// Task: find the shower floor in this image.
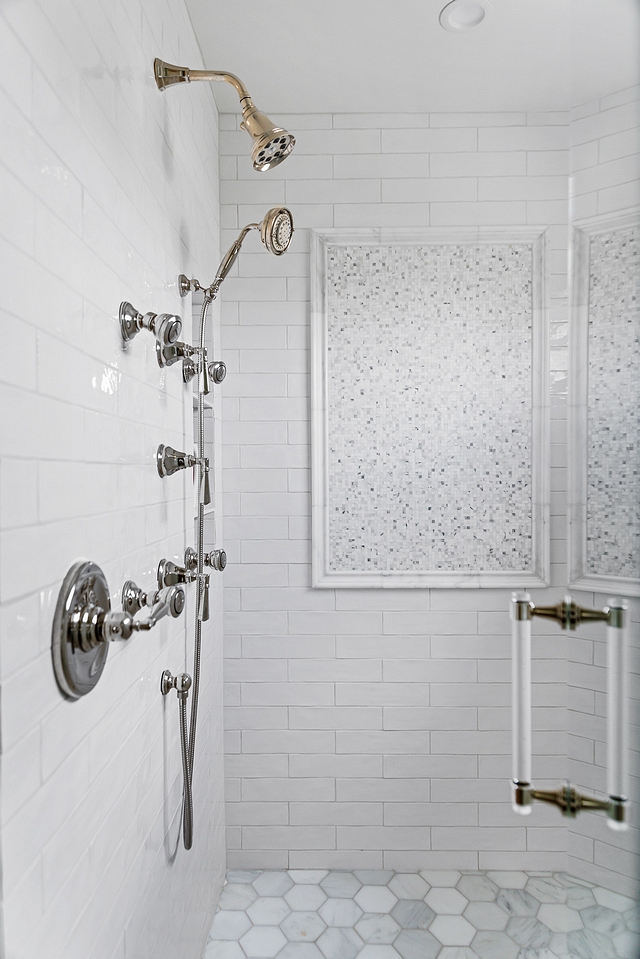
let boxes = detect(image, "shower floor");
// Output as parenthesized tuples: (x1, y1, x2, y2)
(202, 869, 639, 959)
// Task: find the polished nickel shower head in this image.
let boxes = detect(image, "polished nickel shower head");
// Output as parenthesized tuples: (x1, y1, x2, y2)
(154, 59, 295, 172)
(179, 207, 294, 297)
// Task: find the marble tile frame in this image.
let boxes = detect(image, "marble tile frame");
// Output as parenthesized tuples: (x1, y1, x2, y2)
(310, 226, 551, 589)
(568, 210, 640, 598)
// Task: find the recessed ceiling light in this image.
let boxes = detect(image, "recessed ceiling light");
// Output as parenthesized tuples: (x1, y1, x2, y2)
(439, 0, 493, 32)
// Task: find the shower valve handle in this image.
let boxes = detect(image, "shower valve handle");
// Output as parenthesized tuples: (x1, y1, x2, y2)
(120, 301, 182, 348)
(157, 558, 197, 589)
(156, 444, 196, 477)
(156, 339, 198, 369)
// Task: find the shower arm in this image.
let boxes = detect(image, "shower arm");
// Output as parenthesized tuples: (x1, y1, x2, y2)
(154, 61, 274, 141)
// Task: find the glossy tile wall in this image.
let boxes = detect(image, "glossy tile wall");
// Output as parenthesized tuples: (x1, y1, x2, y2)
(0, 2, 225, 958)
(567, 86, 640, 892)
(219, 104, 639, 895)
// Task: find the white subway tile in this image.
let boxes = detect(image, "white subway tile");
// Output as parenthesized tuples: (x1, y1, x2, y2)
(289, 754, 382, 778)
(599, 126, 640, 163)
(336, 682, 430, 707)
(383, 610, 477, 634)
(334, 153, 430, 179)
(289, 659, 381, 682)
(337, 826, 431, 850)
(287, 179, 381, 204)
(382, 178, 477, 202)
(479, 126, 569, 152)
(479, 175, 567, 201)
(382, 128, 477, 153)
(333, 114, 430, 129)
(334, 203, 431, 227)
(430, 152, 526, 177)
(288, 706, 382, 729)
(290, 802, 383, 825)
(433, 113, 526, 127)
(431, 201, 527, 225)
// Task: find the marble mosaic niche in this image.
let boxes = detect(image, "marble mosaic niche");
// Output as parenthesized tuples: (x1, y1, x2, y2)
(586, 225, 640, 579)
(325, 243, 535, 575)
(203, 868, 640, 959)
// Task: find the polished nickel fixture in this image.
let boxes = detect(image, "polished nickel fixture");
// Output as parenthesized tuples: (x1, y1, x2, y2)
(511, 592, 628, 828)
(154, 59, 295, 171)
(162, 204, 294, 850)
(119, 301, 204, 370)
(52, 560, 186, 700)
(178, 207, 294, 299)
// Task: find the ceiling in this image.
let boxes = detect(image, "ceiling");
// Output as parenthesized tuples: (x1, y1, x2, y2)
(183, 0, 639, 117)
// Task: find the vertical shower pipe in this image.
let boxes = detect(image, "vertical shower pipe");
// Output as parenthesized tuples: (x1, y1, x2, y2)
(511, 591, 533, 813)
(607, 601, 628, 828)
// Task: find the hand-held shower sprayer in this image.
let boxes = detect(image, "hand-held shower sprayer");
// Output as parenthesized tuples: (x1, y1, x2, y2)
(157, 205, 295, 851)
(178, 206, 294, 299)
(154, 60, 295, 172)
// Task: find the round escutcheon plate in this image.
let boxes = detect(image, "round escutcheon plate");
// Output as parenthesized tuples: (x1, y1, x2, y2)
(51, 560, 110, 699)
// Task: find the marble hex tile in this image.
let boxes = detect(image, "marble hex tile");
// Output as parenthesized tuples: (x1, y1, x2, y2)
(205, 869, 639, 959)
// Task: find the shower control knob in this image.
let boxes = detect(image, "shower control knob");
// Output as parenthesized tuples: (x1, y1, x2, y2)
(208, 360, 226, 384)
(119, 301, 182, 347)
(184, 547, 197, 572)
(205, 549, 226, 572)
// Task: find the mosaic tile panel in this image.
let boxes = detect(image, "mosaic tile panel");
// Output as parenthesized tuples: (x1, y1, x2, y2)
(203, 869, 640, 959)
(325, 243, 534, 573)
(586, 225, 640, 579)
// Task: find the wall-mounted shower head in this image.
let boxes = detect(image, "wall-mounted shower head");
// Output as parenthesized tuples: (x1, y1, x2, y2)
(154, 59, 295, 172)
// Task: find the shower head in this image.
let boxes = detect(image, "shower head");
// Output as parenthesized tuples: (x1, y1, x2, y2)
(154, 59, 295, 172)
(260, 207, 294, 255)
(213, 207, 294, 286)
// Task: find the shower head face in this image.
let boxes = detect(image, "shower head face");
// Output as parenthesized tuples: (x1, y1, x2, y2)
(260, 207, 294, 255)
(251, 129, 296, 172)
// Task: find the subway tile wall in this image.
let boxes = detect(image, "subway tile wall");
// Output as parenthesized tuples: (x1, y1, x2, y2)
(567, 88, 640, 892)
(0, 2, 224, 958)
(220, 98, 640, 895)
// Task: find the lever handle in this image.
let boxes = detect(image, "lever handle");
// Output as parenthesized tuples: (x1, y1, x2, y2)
(157, 558, 197, 588)
(200, 459, 212, 506)
(156, 339, 196, 369)
(136, 585, 185, 629)
(202, 574, 210, 622)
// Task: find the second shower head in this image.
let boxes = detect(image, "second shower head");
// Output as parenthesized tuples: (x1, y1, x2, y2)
(179, 207, 294, 297)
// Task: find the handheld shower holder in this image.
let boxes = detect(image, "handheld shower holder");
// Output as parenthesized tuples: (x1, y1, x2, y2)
(160, 670, 192, 701)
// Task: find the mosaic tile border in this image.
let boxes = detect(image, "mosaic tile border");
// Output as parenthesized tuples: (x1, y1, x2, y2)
(568, 212, 640, 597)
(310, 228, 550, 589)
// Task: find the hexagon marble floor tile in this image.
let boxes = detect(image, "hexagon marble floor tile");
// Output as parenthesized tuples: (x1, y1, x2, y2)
(201, 869, 640, 959)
